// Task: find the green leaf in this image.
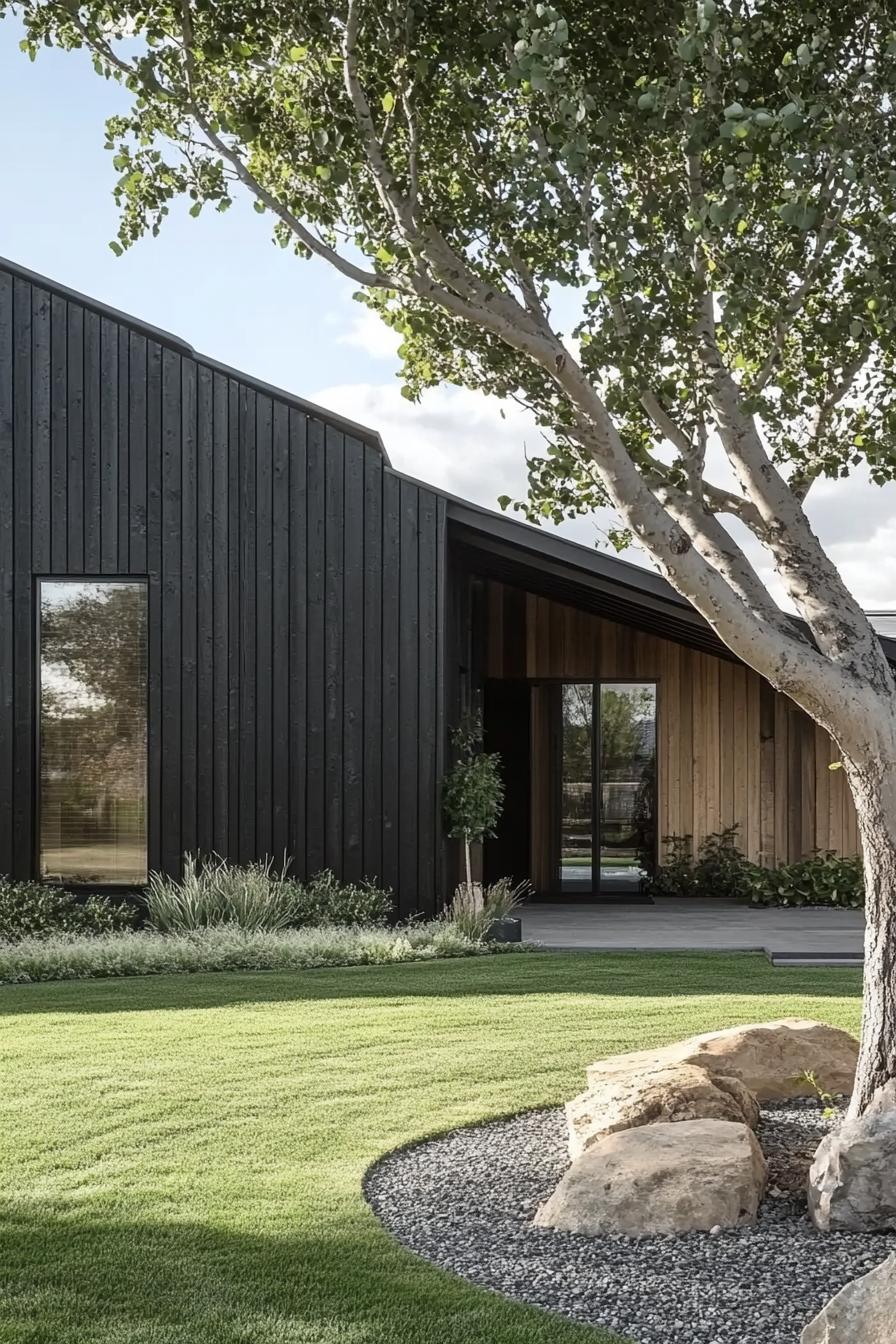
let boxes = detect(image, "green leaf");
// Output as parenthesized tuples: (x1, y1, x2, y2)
(289, 45, 307, 62)
(382, 91, 395, 113)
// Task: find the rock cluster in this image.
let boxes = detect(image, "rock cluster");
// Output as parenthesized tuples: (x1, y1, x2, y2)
(536, 1018, 859, 1238)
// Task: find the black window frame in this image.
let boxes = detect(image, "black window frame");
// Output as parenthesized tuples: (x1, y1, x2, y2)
(34, 575, 150, 890)
(554, 677, 660, 898)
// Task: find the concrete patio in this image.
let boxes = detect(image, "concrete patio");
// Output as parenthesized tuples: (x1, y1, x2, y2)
(520, 898, 865, 965)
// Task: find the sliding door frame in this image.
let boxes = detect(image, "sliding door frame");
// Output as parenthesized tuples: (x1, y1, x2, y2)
(553, 677, 660, 899)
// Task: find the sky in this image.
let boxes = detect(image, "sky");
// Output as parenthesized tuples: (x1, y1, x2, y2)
(2, 17, 896, 611)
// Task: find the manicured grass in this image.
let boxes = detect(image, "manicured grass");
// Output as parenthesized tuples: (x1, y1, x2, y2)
(0, 953, 862, 1344)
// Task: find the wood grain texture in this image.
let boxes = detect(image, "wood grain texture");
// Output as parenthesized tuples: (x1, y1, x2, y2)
(482, 579, 860, 865)
(0, 263, 446, 914)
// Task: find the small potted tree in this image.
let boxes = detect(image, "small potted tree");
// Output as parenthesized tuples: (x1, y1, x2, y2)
(442, 711, 521, 942)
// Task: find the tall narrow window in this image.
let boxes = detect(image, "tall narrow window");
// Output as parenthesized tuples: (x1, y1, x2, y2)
(39, 580, 148, 884)
(598, 683, 657, 893)
(559, 683, 594, 893)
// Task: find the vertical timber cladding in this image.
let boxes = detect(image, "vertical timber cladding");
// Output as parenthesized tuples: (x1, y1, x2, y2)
(0, 264, 446, 914)
(482, 579, 861, 867)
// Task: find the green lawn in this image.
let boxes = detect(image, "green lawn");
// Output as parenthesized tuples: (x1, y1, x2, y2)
(0, 953, 862, 1344)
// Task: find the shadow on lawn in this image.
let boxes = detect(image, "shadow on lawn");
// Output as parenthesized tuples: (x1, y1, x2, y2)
(0, 951, 862, 1017)
(0, 1204, 616, 1344)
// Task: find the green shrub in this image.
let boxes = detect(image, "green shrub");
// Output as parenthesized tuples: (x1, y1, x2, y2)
(643, 826, 757, 900)
(440, 877, 528, 943)
(746, 852, 864, 909)
(292, 869, 393, 927)
(0, 922, 534, 985)
(641, 833, 700, 898)
(0, 877, 137, 943)
(644, 828, 865, 908)
(144, 854, 394, 932)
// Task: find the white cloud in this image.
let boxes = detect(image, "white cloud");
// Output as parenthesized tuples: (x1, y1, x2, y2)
(309, 378, 634, 555)
(824, 524, 896, 610)
(335, 308, 402, 361)
(314, 307, 896, 616)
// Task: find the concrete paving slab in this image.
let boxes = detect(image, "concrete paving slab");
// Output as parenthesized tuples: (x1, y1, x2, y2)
(520, 898, 865, 960)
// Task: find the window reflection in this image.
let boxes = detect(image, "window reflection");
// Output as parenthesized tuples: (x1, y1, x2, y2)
(39, 581, 147, 884)
(559, 683, 593, 893)
(599, 683, 657, 892)
(556, 681, 657, 895)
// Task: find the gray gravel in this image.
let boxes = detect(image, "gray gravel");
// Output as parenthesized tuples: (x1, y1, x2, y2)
(364, 1100, 896, 1343)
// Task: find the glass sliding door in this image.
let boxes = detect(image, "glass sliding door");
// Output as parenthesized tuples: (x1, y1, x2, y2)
(598, 683, 657, 893)
(555, 680, 657, 896)
(39, 580, 148, 884)
(559, 683, 594, 893)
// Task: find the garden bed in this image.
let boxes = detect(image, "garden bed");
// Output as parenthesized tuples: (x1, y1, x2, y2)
(0, 923, 535, 984)
(365, 1100, 896, 1344)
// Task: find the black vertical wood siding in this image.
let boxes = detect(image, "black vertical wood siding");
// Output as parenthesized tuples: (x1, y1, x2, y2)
(0, 261, 446, 914)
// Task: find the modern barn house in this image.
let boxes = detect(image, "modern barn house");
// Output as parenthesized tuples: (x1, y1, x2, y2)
(1, 257, 894, 915)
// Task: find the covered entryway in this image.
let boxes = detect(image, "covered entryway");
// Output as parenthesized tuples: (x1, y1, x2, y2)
(448, 501, 865, 904)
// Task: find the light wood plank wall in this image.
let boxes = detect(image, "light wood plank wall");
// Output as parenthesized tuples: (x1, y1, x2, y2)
(483, 582, 860, 874)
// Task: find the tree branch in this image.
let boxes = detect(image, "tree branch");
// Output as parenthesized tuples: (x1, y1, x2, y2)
(752, 172, 849, 395)
(792, 346, 874, 501)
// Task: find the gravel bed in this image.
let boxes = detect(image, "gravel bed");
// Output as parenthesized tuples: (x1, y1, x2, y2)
(364, 1100, 896, 1344)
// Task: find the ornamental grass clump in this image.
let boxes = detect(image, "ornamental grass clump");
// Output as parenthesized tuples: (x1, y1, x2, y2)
(441, 877, 529, 944)
(144, 854, 394, 932)
(144, 854, 302, 932)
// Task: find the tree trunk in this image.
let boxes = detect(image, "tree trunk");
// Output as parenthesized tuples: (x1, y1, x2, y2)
(845, 750, 896, 1117)
(464, 838, 473, 899)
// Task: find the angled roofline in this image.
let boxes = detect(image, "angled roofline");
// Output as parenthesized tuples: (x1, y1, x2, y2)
(436, 488, 896, 667)
(0, 254, 391, 462)
(8, 254, 892, 668)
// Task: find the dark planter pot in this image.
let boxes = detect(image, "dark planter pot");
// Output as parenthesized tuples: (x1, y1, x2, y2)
(487, 916, 522, 944)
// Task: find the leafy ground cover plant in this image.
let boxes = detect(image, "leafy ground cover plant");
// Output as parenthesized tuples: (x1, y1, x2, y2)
(643, 826, 757, 900)
(645, 829, 864, 908)
(747, 853, 864, 909)
(0, 877, 137, 942)
(0, 922, 533, 985)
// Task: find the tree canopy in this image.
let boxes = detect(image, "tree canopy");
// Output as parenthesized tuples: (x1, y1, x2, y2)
(9, 0, 896, 1113)
(9, 0, 896, 729)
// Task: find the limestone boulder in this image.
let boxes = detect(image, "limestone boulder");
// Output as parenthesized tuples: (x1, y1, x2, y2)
(585, 1019, 858, 1102)
(865, 1079, 896, 1117)
(801, 1254, 896, 1343)
(566, 1061, 759, 1159)
(534, 1119, 767, 1237)
(808, 1109, 896, 1232)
